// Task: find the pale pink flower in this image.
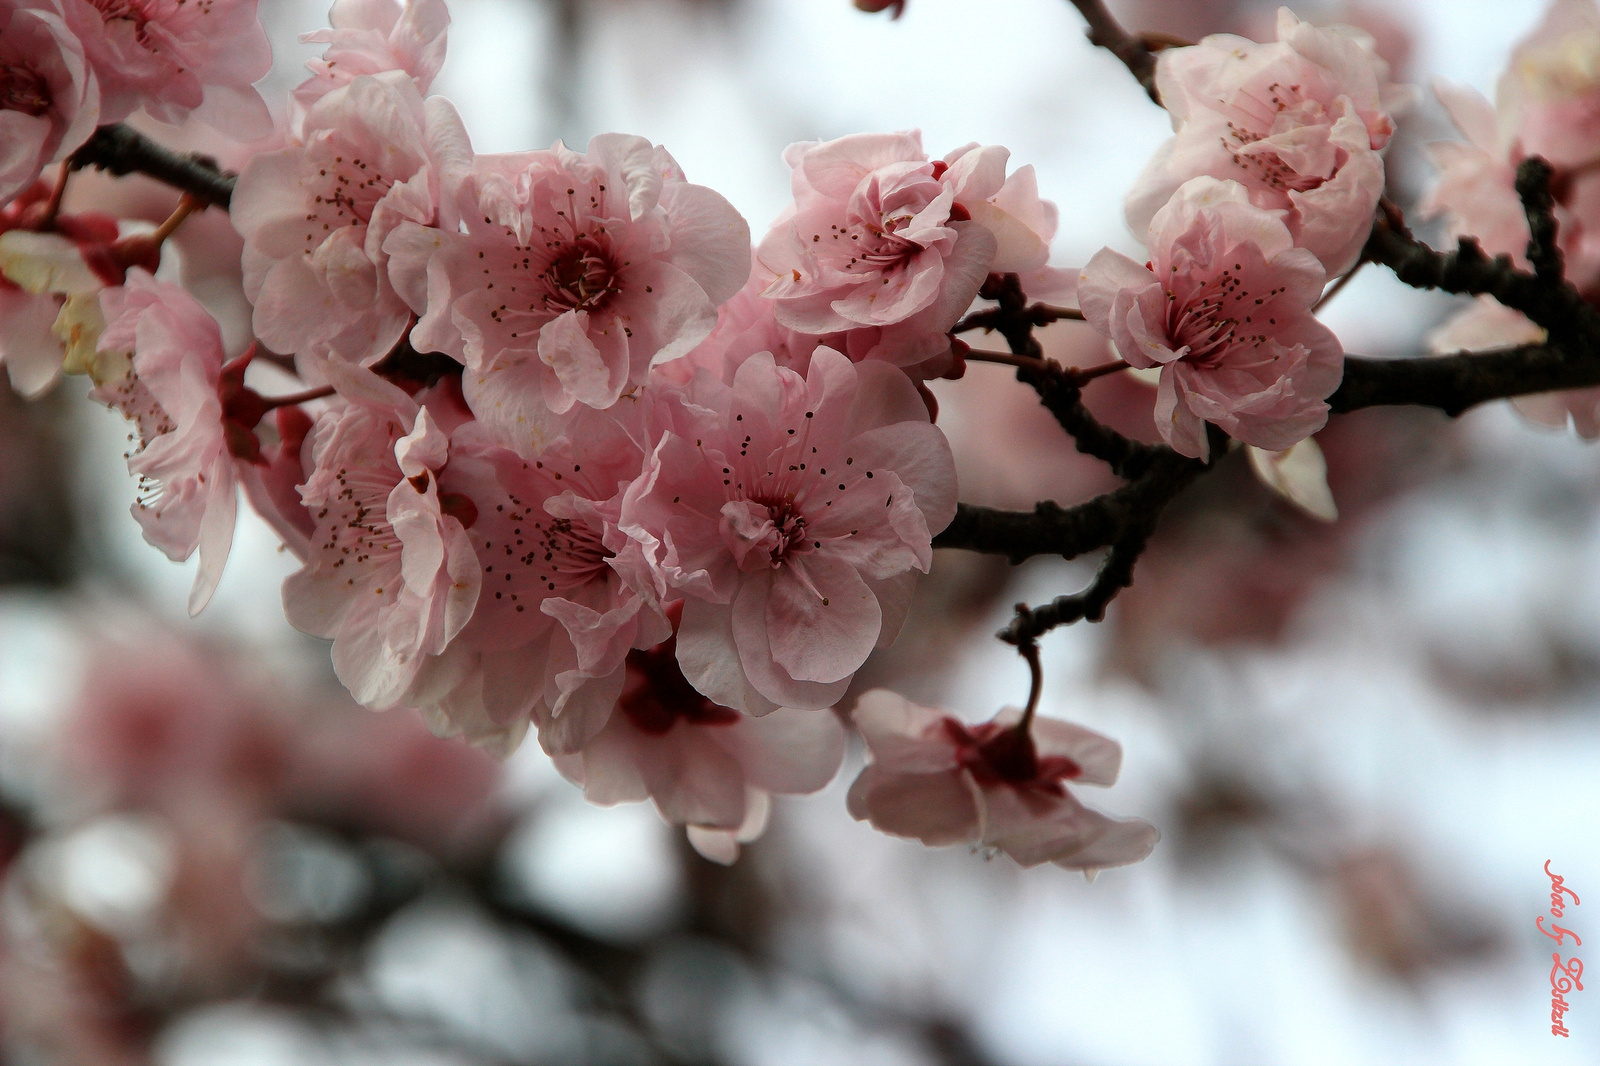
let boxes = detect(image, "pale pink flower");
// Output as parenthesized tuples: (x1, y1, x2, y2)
(847, 690, 1158, 872)
(552, 616, 845, 864)
(619, 348, 957, 714)
(756, 132, 1005, 374)
(282, 360, 480, 710)
(1080, 178, 1343, 460)
(1422, 81, 1533, 268)
(233, 72, 471, 366)
(402, 407, 670, 755)
(0, 0, 100, 207)
(57, 0, 271, 135)
(1126, 7, 1404, 275)
(1499, 0, 1600, 175)
(291, 0, 450, 124)
(91, 270, 241, 615)
(237, 404, 318, 559)
(393, 134, 749, 436)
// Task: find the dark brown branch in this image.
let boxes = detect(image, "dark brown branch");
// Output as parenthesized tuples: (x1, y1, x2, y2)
(1518, 156, 1565, 284)
(68, 123, 236, 209)
(1361, 193, 1600, 347)
(1000, 530, 1151, 645)
(1067, 0, 1161, 103)
(934, 446, 1209, 562)
(1330, 344, 1600, 415)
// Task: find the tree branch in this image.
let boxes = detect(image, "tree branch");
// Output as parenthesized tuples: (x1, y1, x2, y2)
(1066, 0, 1161, 103)
(68, 123, 237, 209)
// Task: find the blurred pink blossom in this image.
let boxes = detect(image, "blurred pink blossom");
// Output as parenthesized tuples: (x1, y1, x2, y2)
(292, 0, 450, 125)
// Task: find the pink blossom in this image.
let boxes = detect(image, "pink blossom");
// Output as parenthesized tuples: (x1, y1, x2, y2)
(756, 132, 1006, 374)
(282, 360, 480, 710)
(1499, 0, 1600, 175)
(619, 348, 957, 713)
(393, 134, 749, 435)
(0, 0, 100, 207)
(91, 270, 241, 615)
(1080, 178, 1343, 460)
(1422, 81, 1533, 269)
(57, 0, 271, 134)
(292, 0, 450, 124)
(0, 185, 130, 395)
(1126, 7, 1404, 275)
(552, 614, 845, 864)
(233, 72, 471, 366)
(847, 690, 1159, 873)
(237, 404, 318, 559)
(402, 407, 670, 755)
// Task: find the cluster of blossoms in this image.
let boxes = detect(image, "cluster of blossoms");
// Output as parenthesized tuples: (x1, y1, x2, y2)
(6, 0, 1597, 875)
(1423, 0, 1600, 435)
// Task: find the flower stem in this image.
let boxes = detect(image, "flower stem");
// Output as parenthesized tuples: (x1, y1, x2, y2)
(966, 348, 1049, 370)
(1313, 260, 1364, 312)
(1017, 638, 1043, 734)
(1070, 359, 1130, 384)
(149, 194, 201, 245)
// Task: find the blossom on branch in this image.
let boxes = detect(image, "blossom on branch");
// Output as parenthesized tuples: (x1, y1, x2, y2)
(1080, 177, 1343, 460)
(395, 134, 749, 442)
(233, 72, 471, 367)
(0, 0, 100, 207)
(619, 349, 956, 714)
(57, 0, 272, 134)
(282, 360, 480, 709)
(847, 690, 1158, 873)
(292, 0, 451, 124)
(91, 271, 241, 615)
(552, 610, 845, 865)
(1127, 7, 1405, 276)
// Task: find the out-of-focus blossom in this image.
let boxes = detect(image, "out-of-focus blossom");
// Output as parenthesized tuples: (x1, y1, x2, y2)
(620, 349, 956, 714)
(756, 132, 1004, 377)
(1081, 178, 1342, 459)
(1247, 436, 1338, 521)
(395, 134, 748, 443)
(292, 0, 450, 124)
(1423, 1, 1600, 437)
(57, 0, 271, 135)
(282, 360, 480, 709)
(1127, 7, 1404, 275)
(404, 408, 670, 755)
(847, 690, 1158, 872)
(0, 0, 99, 207)
(91, 271, 241, 615)
(233, 72, 471, 366)
(553, 613, 845, 864)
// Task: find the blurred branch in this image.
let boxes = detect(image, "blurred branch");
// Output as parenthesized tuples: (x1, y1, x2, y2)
(69, 124, 236, 209)
(1065, 0, 1161, 103)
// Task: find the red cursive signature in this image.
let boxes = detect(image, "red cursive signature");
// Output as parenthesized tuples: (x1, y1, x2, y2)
(1543, 862, 1583, 1037)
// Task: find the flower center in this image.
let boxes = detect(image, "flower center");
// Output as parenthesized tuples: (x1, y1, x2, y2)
(0, 64, 51, 117)
(536, 515, 614, 589)
(540, 234, 619, 315)
(947, 718, 1082, 794)
(620, 632, 741, 736)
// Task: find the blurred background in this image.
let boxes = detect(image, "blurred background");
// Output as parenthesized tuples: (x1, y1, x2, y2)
(3, 0, 1599, 1063)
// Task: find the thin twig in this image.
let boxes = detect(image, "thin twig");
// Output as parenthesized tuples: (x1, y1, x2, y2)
(1313, 260, 1364, 312)
(965, 348, 1049, 370)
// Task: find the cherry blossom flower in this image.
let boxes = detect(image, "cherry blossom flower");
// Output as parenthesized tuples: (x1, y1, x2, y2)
(756, 132, 1008, 376)
(401, 407, 670, 755)
(393, 133, 749, 438)
(291, 0, 451, 125)
(91, 270, 242, 615)
(233, 72, 471, 367)
(56, 0, 271, 135)
(237, 405, 318, 559)
(1126, 7, 1405, 276)
(619, 348, 957, 714)
(0, 182, 161, 396)
(552, 612, 845, 865)
(1080, 177, 1343, 460)
(282, 360, 480, 709)
(847, 690, 1159, 873)
(0, 0, 99, 207)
